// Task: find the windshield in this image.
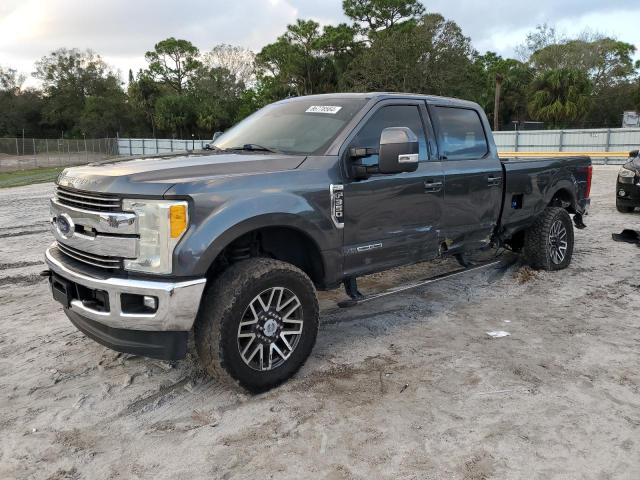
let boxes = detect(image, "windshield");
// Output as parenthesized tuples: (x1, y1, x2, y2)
(212, 98, 368, 155)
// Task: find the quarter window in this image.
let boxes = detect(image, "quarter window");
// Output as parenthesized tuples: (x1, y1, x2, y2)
(433, 107, 488, 160)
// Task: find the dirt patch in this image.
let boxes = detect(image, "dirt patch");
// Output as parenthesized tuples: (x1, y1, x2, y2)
(513, 265, 539, 284)
(0, 261, 44, 270)
(0, 228, 49, 239)
(0, 273, 45, 287)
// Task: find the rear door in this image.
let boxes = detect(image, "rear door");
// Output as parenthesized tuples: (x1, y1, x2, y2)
(342, 101, 444, 277)
(430, 105, 503, 251)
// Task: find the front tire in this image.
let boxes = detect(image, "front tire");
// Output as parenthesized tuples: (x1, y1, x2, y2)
(194, 258, 319, 392)
(524, 207, 574, 271)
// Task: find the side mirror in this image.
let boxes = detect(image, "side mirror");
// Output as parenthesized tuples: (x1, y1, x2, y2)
(378, 127, 419, 174)
(629, 150, 639, 158)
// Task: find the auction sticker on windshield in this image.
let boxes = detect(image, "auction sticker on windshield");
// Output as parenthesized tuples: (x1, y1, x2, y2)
(305, 105, 343, 114)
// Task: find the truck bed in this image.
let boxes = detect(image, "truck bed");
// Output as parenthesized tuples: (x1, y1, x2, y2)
(498, 156, 591, 238)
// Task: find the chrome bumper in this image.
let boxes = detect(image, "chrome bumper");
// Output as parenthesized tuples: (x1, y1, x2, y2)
(45, 246, 206, 331)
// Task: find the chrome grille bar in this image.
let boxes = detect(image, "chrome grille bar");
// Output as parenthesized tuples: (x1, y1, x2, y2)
(57, 242, 123, 269)
(55, 186, 121, 212)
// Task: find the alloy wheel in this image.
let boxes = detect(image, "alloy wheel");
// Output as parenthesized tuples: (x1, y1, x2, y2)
(237, 287, 304, 371)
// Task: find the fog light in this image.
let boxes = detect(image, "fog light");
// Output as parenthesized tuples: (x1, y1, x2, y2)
(143, 296, 157, 310)
(619, 189, 626, 197)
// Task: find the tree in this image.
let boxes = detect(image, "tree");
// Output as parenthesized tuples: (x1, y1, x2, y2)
(33, 48, 126, 136)
(0, 66, 44, 137)
(494, 72, 503, 131)
(79, 91, 129, 137)
(144, 38, 201, 94)
(190, 66, 245, 133)
(515, 23, 562, 61)
(343, 14, 480, 99)
(530, 37, 637, 92)
(343, 0, 424, 34)
(528, 69, 592, 128)
(202, 44, 256, 87)
(128, 71, 162, 136)
(474, 53, 532, 130)
(0, 66, 25, 93)
(255, 19, 340, 99)
(153, 94, 196, 137)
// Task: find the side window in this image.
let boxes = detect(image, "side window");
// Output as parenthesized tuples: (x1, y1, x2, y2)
(351, 105, 428, 165)
(433, 107, 488, 160)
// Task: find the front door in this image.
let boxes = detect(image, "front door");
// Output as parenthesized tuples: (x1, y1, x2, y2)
(342, 102, 444, 277)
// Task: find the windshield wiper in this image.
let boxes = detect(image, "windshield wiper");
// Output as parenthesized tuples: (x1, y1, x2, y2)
(227, 144, 282, 154)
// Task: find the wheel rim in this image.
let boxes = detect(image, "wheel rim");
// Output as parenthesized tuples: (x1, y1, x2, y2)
(548, 219, 568, 265)
(237, 287, 303, 371)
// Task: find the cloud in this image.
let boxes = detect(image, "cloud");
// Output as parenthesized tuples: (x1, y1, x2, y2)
(425, 0, 640, 57)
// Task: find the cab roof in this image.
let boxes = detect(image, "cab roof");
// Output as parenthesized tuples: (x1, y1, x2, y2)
(276, 92, 480, 109)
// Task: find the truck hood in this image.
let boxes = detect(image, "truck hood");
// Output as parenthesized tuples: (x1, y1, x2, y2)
(56, 152, 307, 196)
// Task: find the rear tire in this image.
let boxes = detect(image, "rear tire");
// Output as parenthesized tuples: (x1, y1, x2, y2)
(524, 207, 574, 271)
(194, 258, 319, 392)
(616, 200, 635, 213)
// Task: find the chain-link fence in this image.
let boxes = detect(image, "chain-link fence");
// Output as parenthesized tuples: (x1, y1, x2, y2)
(0, 138, 119, 172)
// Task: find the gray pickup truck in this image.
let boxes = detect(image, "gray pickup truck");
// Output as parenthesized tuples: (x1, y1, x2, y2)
(44, 93, 592, 391)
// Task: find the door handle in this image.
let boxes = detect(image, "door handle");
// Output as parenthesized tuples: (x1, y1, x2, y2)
(487, 175, 502, 187)
(424, 180, 443, 192)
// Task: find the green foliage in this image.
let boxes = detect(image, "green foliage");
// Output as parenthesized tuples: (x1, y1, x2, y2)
(0, 66, 44, 136)
(528, 69, 592, 128)
(190, 66, 245, 131)
(0, 166, 66, 189)
(343, 0, 424, 33)
(475, 52, 533, 128)
(29, 49, 130, 137)
(2, 1, 640, 139)
(530, 37, 637, 92)
(153, 94, 196, 137)
(343, 13, 479, 98)
(144, 38, 201, 93)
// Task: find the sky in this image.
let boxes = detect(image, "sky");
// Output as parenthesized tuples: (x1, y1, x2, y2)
(1, 0, 639, 87)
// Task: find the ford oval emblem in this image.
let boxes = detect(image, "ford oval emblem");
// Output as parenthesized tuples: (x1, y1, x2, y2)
(56, 213, 75, 239)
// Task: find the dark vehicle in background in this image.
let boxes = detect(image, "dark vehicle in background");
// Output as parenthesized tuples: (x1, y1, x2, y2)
(616, 150, 640, 213)
(44, 93, 592, 392)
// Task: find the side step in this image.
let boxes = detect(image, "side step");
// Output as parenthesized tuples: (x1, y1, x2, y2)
(337, 260, 502, 308)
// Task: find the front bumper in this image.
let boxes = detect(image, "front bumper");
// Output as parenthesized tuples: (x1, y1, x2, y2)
(45, 245, 206, 357)
(616, 179, 640, 206)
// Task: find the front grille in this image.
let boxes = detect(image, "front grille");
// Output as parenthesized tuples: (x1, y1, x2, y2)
(57, 242, 123, 270)
(55, 186, 121, 212)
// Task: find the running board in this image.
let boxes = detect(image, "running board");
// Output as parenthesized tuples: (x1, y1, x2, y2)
(337, 260, 502, 308)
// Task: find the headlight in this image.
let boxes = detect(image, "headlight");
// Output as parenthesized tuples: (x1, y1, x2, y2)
(619, 166, 635, 178)
(618, 166, 636, 184)
(122, 199, 188, 274)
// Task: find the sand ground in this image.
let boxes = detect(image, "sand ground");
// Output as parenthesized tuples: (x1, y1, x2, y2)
(0, 166, 638, 479)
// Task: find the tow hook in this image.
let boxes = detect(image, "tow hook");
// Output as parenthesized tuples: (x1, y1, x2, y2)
(40, 269, 52, 279)
(573, 213, 587, 230)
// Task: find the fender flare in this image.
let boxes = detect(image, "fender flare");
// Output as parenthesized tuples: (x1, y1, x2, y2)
(176, 194, 335, 277)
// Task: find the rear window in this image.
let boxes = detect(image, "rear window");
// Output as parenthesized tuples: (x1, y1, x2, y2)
(433, 107, 488, 160)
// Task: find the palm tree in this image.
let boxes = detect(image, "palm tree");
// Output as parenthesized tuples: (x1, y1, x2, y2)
(493, 73, 503, 131)
(528, 69, 592, 128)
